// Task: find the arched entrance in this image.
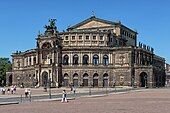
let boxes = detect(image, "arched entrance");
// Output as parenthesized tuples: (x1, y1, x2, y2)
(83, 73, 89, 87)
(42, 71, 48, 87)
(103, 73, 109, 87)
(73, 73, 78, 87)
(93, 73, 98, 87)
(63, 73, 69, 87)
(9, 75, 13, 86)
(140, 72, 147, 87)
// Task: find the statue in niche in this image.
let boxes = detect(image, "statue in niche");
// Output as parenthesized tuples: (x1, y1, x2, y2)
(36, 41, 39, 47)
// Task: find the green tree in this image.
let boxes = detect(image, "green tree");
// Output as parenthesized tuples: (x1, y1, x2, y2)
(0, 58, 12, 86)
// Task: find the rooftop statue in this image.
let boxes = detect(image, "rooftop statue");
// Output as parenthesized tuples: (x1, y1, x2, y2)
(44, 19, 57, 31)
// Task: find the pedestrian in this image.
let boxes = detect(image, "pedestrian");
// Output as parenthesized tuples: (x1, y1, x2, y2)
(25, 88, 28, 98)
(61, 89, 67, 102)
(11, 87, 14, 94)
(13, 85, 16, 94)
(72, 87, 76, 94)
(28, 89, 31, 97)
(2, 88, 5, 95)
(71, 86, 73, 92)
(7, 88, 10, 95)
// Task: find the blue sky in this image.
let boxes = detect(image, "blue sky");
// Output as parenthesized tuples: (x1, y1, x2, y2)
(0, 0, 170, 63)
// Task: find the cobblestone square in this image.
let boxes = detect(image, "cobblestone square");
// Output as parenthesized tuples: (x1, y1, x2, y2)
(0, 88, 170, 113)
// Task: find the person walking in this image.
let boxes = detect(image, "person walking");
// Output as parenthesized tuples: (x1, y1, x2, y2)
(2, 88, 5, 95)
(7, 88, 10, 95)
(13, 85, 16, 94)
(28, 89, 31, 98)
(11, 87, 14, 94)
(72, 87, 76, 94)
(25, 88, 28, 98)
(61, 89, 67, 102)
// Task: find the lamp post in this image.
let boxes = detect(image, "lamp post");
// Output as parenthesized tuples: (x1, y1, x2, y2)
(145, 75, 147, 88)
(105, 83, 108, 95)
(132, 77, 134, 89)
(48, 78, 51, 99)
(89, 82, 92, 96)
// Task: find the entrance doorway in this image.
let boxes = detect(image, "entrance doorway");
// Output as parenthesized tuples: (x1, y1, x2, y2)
(9, 75, 13, 86)
(140, 72, 147, 87)
(103, 73, 109, 87)
(83, 73, 89, 87)
(93, 73, 98, 87)
(73, 73, 78, 87)
(64, 73, 69, 87)
(42, 71, 48, 87)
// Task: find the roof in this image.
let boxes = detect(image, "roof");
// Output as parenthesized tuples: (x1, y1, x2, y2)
(67, 16, 119, 31)
(67, 16, 137, 34)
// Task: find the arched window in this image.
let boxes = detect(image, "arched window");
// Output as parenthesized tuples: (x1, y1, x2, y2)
(64, 73, 69, 87)
(103, 73, 109, 87)
(83, 73, 89, 87)
(42, 42, 52, 49)
(73, 54, 79, 65)
(93, 73, 99, 87)
(83, 54, 89, 65)
(103, 55, 108, 65)
(63, 55, 69, 65)
(33, 57, 36, 65)
(93, 54, 99, 65)
(73, 73, 78, 87)
(29, 57, 32, 65)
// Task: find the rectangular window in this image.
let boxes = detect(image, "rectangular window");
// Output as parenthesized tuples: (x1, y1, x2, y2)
(79, 36, 82, 40)
(72, 36, 75, 40)
(100, 36, 103, 40)
(50, 59, 52, 64)
(110, 38, 113, 42)
(65, 36, 68, 40)
(93, 36, 96, 40)
(86, 36, 89, 40)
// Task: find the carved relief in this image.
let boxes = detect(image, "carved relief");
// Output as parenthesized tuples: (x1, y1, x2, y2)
(77, 21, 111, 29)
(115, 53, 129, 66)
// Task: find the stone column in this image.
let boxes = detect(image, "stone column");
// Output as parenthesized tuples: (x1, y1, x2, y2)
(70, 52, 72, 66)
(98, 72, 103, 87)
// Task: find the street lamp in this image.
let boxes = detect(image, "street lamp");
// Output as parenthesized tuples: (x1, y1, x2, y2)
(114, 82, 116, 93)
(48, 78, 51, 99)
(145, 75, 147, 88)
(105, 83, 108, 95)
(132, 77, 134, 89)
(89, 82, 92, 96)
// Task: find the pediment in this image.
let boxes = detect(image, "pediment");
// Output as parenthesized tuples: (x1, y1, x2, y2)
(76, 20, 112, 29)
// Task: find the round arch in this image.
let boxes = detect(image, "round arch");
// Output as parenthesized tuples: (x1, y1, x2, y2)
(41, 42, 52, 49)
(73, 73, 78, 87)
(103, 73, 109, 87)
(139, 72, 148, 87)
(63, 55, 69, 65)
(42, 71, 48, 87)
(9, 74, 13, 86)
(93, 73, 99, 87)
(83, 73, 89, 87)
(63, 73, 69, 87)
